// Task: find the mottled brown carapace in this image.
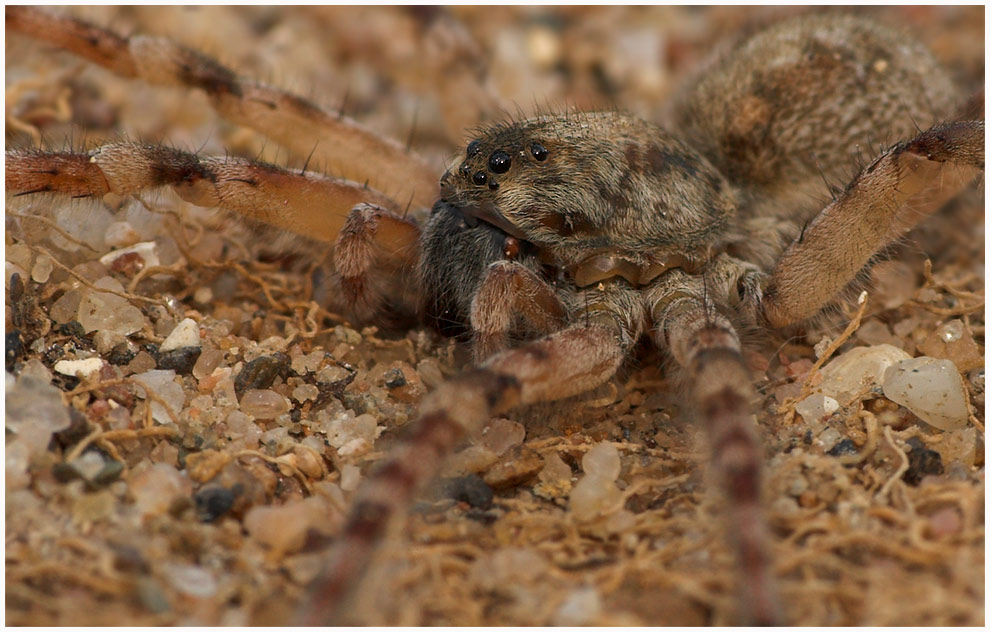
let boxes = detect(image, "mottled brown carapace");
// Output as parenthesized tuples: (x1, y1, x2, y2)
(5, 6, 984, 626)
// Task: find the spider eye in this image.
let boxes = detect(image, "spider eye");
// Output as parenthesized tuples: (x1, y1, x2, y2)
(466, 140, 481, 157)
(472, 171, 488, 185)
(489, 150, 511, 173)
(530, 142, 548, 161)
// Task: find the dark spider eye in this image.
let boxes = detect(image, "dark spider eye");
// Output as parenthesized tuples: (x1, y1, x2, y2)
(489, 150, 511, 173)
(472, 170, 488, 185)
(530, 142, 548, 161)
(488, 180, 499, 191)
(459, 163, 471, 177)
(466, 140, 481, 157)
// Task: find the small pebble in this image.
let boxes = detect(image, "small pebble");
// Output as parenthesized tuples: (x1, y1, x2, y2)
(128, 463, 192, 517)
(156, 346, 202, 374)
(192, 348, 224, 380)
(132, 369, 185, 424)
(483, 446, 543, 489)
(224, 411, 262, 450)
(185, 449, 232, 483)
(53, 357, 104, 379)
(443, 445, 499, 476)
(6, 373, 72, 458)
(193, 286, 214, 304)
(819, 344, 910, 406)
(30, 253, 53, 283)
(19, 357, 52, 384)
(235, 353, 290, 393)
(340, 464, 362, 492)
(104, 221, 141, 248)
(383, 367, 407, 388)
(582, 442, 621, 481)
(324, 412, 379, 456)
(194, 485, 236, 522)
(918, 319, 983, 372)
(77, 277, 147, 336)
(159, 318, 201, 352)
(439, 474, 494, 509)
(882, 357, 969, 430)
(795, 392, 839, 424)
(108, 342, 138, 366)
(239, 389, 291, 419)
(292, 383, 319, 403)
(162, 563, 217, 599)
(480, 418, 526, 456)
(569, 473, 622, 522)
(903, 437, 944, 485)
(50, 290, 82, 324)
(826, 438, 858, 457)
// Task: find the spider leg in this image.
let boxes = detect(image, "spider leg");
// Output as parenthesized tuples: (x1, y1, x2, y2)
(333, 204, 421, 324)
(469, 260, 568, 362)
(298, 320, 634, 624)
(6, 6, 438, 210)
(5, 144, 400, 244)
(655, 299, 781, 626)
(761, 119, 984, 328)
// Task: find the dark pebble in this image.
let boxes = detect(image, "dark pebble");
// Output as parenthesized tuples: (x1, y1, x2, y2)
(235, 352, 290, 393)
(194, 485, 236, 522)
(51, 451, 124, 490)
(383, 367, 407, 389)
(156, 346, 202, 374)
(108, 342, 138, 365)
(52, 462, 82, 484)
(54, 408, 92, 449)
(827, 438, 858, 457)
(903, 437, 944, 486)
(57, 320, 87, 341)
(92, 459, 125, 486)
(6, 330, 24, 372)
(438, 474, 494, 509)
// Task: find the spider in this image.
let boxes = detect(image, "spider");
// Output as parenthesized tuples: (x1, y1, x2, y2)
(5, 6, 984, 626)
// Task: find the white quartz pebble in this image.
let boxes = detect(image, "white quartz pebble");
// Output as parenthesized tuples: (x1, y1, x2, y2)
(159, 318, 201, 351)
(54, 357, 104, 379)
(882, 357, 969, 430)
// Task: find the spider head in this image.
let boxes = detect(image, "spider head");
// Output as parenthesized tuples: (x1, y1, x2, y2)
(442, 113, 737, 276)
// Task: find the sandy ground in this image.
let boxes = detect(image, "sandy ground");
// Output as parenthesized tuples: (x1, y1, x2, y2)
(5, 6, 984, 626)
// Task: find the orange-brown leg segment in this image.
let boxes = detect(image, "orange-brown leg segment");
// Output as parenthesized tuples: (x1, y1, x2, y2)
(297, 322, 631, 624)
(657, 301, 781, 626)
(6, 144, 399, 244)
(6, 6, 438, 210)
(469, 260, 568, 362)
(332, 204, 421, 324)
(762, 120, 984, 328)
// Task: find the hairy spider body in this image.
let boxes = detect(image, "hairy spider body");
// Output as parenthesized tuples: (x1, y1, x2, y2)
(5, 7, 984, 626)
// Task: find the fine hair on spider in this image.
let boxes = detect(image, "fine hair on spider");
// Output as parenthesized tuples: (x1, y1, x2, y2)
(5, 6, 984, 627)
